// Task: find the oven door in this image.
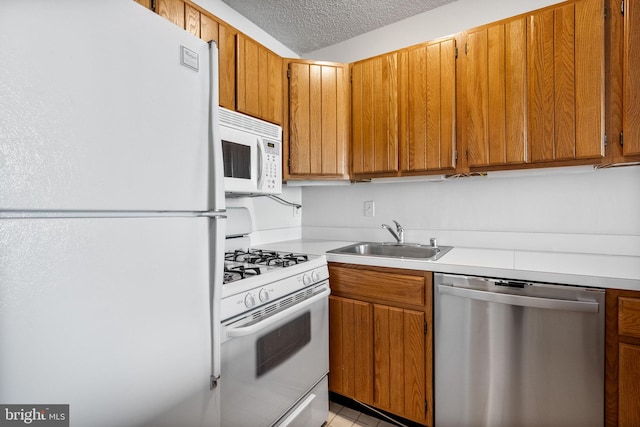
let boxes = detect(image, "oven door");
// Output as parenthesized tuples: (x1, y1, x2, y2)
(220, 125, 261, 194)
(221, 283, 329, 427)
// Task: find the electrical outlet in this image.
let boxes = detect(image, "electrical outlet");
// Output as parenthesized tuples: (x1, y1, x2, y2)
(364, 200, 375, 217)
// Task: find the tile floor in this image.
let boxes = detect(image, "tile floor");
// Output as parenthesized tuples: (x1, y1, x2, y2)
(326, 401, 397, 427)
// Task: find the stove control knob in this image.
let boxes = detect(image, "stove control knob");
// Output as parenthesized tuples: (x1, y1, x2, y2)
(302, 274, 311, 286)
(244, 293, 256, 309)
(311, 270, 321, 282)
(259, 288, 270, 303)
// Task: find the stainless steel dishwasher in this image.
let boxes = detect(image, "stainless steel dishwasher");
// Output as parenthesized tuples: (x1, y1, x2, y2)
(434, 273, 605, 427)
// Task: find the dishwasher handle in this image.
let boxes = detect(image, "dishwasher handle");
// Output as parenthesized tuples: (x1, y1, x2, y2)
(437, 284, 600, 313)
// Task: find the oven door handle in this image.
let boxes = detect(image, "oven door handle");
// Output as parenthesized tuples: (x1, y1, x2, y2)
(226, 287, 330, 338)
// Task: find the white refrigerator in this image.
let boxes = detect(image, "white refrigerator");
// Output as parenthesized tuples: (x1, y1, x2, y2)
(0, 1, 225, 426)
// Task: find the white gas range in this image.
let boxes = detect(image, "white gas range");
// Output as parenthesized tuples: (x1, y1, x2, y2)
(220, 208, 330, 427)
(221, 247, 329, 320)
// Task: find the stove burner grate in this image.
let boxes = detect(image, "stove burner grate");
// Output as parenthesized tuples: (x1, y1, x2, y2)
(225, 249, 309, 267)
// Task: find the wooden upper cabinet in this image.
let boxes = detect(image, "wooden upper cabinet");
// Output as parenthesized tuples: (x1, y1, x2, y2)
(236, 34, 283, 125)
(287, 61, 350, 179)
(156, 0, 184, 27)
(184, 3, 200, 37)
(400, 37, 457, 173)
(217, 22, 237, 110)
(351, 52, 400, 177)
(134, 0, 152, 9)
(623, 0, 640, 155)
(460, 19, 527, 167)
(527, 0, 605, 162)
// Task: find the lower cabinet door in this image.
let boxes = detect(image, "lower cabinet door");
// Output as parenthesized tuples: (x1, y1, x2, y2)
(329, 296, 429, 425)
(373, 305, 427, 424)
(328, 296, 373, 403)
(619, 342, 640, 425)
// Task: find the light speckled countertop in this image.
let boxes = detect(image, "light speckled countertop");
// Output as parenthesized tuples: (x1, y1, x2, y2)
(255, 239, 640, 291)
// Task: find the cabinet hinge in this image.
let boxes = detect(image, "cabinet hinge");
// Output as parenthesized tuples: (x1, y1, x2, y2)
(287, 68, 291, 79)
(455, 150, 458, 161)
(620, 131, 624, 146)
(425, 400, 429, 416)
(604, 133, 608, 147)
(621, 0, 625, 15)
(464, 42, 468, 56)
(465, 149, 469, 159)
(455, 47, 459, 59)
(288, 158, 292, 168)
(151, 0, 156, 12)
(424, 320, 428, 335)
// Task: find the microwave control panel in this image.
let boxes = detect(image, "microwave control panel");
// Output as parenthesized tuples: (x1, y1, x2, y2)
(263, 138, 281, 194)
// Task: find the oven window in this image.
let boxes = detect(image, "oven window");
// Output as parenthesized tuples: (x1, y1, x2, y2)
(256, 312, 311, 377)
(222, 140, 251, 179)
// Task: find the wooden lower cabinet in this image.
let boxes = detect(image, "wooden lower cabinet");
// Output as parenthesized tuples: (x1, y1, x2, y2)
(606, 289, 640, 426)
(329, 296, 373, 403)
(328, 263, 432, 426)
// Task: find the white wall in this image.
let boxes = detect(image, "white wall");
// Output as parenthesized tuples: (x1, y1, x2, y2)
(225, 186, 302, 245)
(301, 167, 640, 256)
(306, 0, 563, 63)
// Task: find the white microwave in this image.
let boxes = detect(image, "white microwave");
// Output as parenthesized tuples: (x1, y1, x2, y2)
(219, 107, 282, 195)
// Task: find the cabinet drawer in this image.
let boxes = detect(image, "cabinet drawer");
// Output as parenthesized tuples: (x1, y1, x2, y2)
(619, 297, 640, 338)
(329, 266, 425, 306)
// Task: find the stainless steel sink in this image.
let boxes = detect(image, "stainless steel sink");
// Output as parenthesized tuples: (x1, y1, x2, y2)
(328, 242, 452, 261)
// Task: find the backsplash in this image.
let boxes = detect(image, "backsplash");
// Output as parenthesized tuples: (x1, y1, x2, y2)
(300, 166, 640, 257)
(225, 186, 302, 245)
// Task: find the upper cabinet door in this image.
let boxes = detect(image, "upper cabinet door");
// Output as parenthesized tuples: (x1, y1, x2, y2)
(527, 0, 605, 162)
(287, 61, 350, 179)
(216, 21, 237, 111)
(399, 38, 457, 173)
(236, 34, 283, 125)
(623, 0, 640, 155)
(156, 0, 184, 27)
(460, 19, 527, 167)
(134, 0, 152, 9)
(351, 52, 400, 177)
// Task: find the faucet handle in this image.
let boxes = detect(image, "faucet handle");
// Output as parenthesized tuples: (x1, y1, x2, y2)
(392, 220, 404, 243)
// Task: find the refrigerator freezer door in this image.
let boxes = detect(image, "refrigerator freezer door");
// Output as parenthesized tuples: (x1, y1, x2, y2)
(0, 216, 221, 427)
(0, 0, 218, 212)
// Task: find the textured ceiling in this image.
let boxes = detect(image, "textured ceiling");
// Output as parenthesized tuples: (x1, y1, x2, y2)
(220, 0, 458, 55)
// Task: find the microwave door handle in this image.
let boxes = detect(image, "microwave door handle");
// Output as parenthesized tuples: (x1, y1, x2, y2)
(256, 137, 266, 190)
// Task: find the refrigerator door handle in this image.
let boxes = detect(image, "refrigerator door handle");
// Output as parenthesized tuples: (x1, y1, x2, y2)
(208, 40, 225, 213)
(199, 212, 226, 218)
(437, 284, 600, 313)
(209, 215, 226, 389)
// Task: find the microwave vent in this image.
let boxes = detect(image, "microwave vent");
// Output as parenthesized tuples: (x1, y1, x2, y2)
(219, 107, 281, 140)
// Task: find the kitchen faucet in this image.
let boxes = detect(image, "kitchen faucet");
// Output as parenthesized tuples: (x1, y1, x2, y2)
(381, 220, 404, 244)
